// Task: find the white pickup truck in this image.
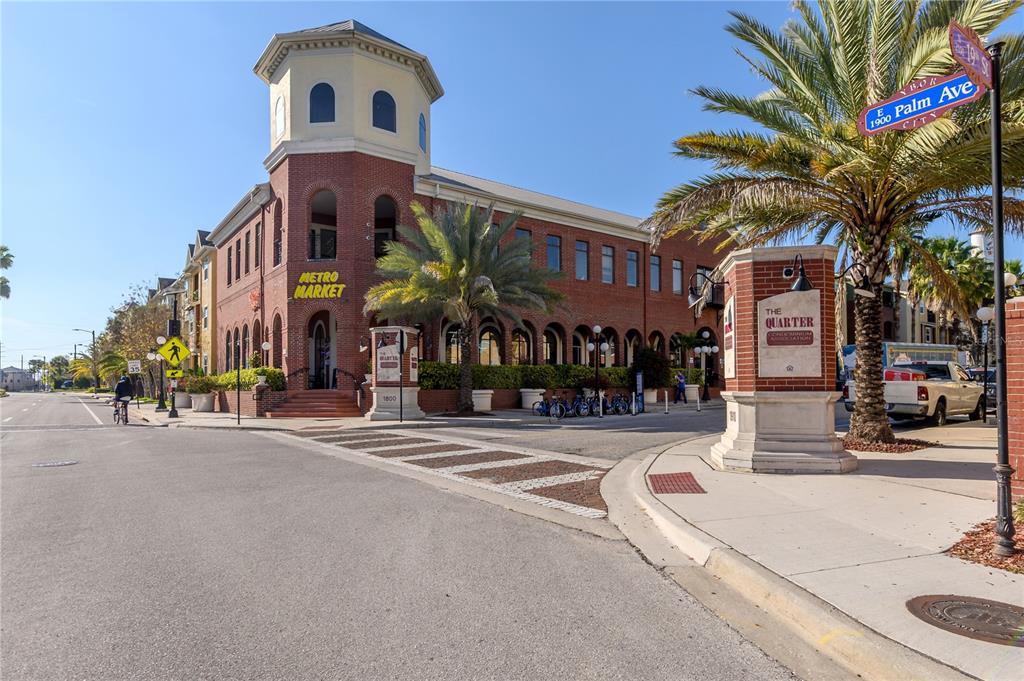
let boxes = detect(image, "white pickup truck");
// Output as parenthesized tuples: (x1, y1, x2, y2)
(844, 361, 986, 425)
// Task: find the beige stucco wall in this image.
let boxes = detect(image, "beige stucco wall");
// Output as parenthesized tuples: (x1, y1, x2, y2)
(268, 48, 432, 173)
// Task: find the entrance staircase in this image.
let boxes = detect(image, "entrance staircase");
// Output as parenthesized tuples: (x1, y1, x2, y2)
(265, 390, 363, 418)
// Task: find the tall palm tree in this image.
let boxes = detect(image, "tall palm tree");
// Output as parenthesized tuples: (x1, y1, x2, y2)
(909, 236, 990, 342)
(365, 202, 562, 412)
(641, 1, 1024, 443)
(0, 245, 12, 299)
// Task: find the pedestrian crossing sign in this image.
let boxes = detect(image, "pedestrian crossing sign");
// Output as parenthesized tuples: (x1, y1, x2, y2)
(165, 369, 184, 379)
(157, 337, 189, 367)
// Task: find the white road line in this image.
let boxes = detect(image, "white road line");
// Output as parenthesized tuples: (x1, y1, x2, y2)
(3, 417, 12, 422)
(395, 448, 490, 461)
(434, 457, 546, 475)
(77, 397, 104, 425)
(21, 408, 29, 412)
(357, 440, 480, 453)
(502, 470, 603, 492)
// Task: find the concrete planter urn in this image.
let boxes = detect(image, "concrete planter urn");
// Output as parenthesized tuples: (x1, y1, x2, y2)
(519, 388, 545, 409)
(174, 391, 193, 409)
(643, 388, 659, 405)
(190, 393, 215, 412)
(685, 385, 700, 402)
(472, 389, 494, 412)
(255, 374, 267, 386)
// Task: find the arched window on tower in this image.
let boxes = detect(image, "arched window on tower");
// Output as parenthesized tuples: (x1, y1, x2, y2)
(418, 113, 427, 152)
(309, 83, 335, 123)
(372, 91, 397, 132)
(374, 195, 397, 259)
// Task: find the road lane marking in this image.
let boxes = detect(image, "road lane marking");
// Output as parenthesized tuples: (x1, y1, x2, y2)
(77, 397, 104, 425)
(3, 417, 12, 422)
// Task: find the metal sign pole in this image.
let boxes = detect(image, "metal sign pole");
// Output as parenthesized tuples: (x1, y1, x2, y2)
(399, 330, 405, 424)
(988, 43, 1015, 557)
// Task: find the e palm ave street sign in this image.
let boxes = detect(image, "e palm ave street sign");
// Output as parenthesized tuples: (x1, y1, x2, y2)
(857, 72, 985, 135)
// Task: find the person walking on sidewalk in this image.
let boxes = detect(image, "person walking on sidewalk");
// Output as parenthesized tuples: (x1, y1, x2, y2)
(673, 371, 688, 404)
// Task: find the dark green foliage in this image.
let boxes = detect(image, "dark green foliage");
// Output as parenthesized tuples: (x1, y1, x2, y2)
(631, 347, 671, 389)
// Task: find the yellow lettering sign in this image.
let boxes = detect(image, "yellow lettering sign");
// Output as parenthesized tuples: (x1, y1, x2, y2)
(292, 274, 345, 300)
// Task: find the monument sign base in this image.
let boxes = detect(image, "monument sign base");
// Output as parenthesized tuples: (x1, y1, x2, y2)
(366, 386, 425, 421)
(710, 391, 857, 474)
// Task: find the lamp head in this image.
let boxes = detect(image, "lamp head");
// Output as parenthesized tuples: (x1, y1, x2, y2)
(586, 342, 595, 353)
(853, 273, 875, 298)
(600, 342, 609, 353)
(261, 341, 271, 351)
(789, 254, 814, 292)
(592, 324, 602, 335)
(701, 330, 710, 339)
(1005, 272, 1018, 288)
(711, 345, 720, 353)
(687, 287, 702, 307)
(976, 306, 995, 322)
(156, 336, 167, 345)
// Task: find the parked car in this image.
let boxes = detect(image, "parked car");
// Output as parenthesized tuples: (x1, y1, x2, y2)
(844, 361, 985, 425)
(61, 380, 73, 389)
(966, 367, 996, 407)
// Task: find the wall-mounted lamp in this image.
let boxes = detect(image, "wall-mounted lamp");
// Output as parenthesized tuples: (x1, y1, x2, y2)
(784, 254, 814, 292)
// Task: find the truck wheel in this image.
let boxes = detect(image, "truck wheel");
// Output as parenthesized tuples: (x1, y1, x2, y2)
(931, 399, 947, 426)
(969, 398, 984, 421)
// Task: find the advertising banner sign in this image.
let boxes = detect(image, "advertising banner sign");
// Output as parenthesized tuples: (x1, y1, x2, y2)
(723, 296, 736, 380)
(409, 346, 418, 383)
(757, 290, 821, 378)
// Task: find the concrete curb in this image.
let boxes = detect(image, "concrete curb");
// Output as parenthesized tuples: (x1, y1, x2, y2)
(604, 450, 975, 681)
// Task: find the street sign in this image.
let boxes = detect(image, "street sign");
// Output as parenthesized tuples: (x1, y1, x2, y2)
(857, 71, 985, 136)
(127, 360, 142, 374)
(165, 369, 184, 379)
(949, 20, 992, 89)
(157, 337, 190, 367)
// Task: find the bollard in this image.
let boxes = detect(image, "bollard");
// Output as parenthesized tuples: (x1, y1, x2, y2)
(631, 392, 636, 416)
(664, 390, 669, 414)
(697, 390, 701, 413)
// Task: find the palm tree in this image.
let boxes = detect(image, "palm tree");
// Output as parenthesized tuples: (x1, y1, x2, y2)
(909, 236, 990, 342)
(365, 202, 563, 412)
(641, 1, 1024, 443)
(0, 245, 12, 299)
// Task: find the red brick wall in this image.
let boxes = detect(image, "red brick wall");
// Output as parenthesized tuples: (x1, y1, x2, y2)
(214, 386, 288, 416)
(725, 253, 836, 393)
(1007, 299, 1024, 500)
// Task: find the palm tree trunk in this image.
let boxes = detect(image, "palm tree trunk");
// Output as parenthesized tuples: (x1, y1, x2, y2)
(849, 291, 895, 443)
(457, 317, 476, 413)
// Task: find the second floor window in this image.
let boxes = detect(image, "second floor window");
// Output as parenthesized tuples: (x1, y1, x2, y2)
(672, 260, 683, 294)
(372, 90, 397, 132)
(626, 250, 638, 287)
(226, 246, 233, 285)
(202, 259, 210, 281)
(515, 228, 531, 241)
(309, 227, 337, 260)
(235, 239, 241, 278)
(575, 241, 589, 281)
(244, 231, 251, 274)
(255, 223, 261, 267)
(602, 246, 614, 284)
(650, 255, 661, 292)
(203, 306, 209, 329)
(546, 235, 561, 272)
(309, 83, 335, 123)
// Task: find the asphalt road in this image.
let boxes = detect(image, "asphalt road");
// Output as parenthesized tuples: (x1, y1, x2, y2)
(1, 392, 796, 681)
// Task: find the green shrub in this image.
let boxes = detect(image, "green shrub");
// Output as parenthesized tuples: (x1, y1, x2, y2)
(520, 364, 556, 389)
(472, 364, 522, 389)
(600, 366, 630, 388)
(671, 367, 705, 387)
(418, 361, 460, 390)
(631, 347, 671, 389)
(185, 375, 217, 393)
(211, 368, 285, 391)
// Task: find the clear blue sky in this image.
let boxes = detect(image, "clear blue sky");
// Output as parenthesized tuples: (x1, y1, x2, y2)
(2, 2, 1021, 365)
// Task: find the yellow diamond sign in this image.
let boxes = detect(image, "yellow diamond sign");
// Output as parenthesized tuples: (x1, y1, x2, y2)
(157, 336, 190, 367)
(165, 369, 184, 379)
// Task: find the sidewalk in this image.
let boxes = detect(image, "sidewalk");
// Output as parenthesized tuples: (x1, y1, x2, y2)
(605, 426, 1021, 681)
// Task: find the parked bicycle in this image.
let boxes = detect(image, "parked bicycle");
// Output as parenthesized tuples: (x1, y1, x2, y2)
(533, 395, 567, 419)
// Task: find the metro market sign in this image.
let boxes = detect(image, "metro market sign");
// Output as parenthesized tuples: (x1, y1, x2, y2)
(857, 71, 985, 136)
(293, 271, 347, 299)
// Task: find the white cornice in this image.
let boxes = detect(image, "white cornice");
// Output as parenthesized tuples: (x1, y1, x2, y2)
(718, 244, 838, 276)
(413, 176, 649, 242)
(264, 138, 418, 172)
(208, 184, 272, 246)
(254, 31, 443, 103)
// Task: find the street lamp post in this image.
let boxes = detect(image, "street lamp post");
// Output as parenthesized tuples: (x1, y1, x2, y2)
(977, 306, 994, 425)
(586, 324, 609, 418)
(72, 328, 98, 391)
(695, 330, 719, 402)
(155, 336, 167, 411)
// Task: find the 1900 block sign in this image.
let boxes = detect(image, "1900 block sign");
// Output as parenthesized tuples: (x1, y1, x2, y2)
(757, 290, 821, 377)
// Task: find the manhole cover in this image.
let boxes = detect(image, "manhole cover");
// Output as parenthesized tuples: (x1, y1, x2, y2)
(32, 460, 78, 468)
(906, 595, 1024, 647)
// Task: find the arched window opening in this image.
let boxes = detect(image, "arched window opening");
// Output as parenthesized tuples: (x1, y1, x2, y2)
(253, 324, 262, 364)
(511, 328, 532, 365)
(572, 326, 590, 365)
(624, 330, 642, 368)
(543, 325, 563, 365)
(272, 314, 283, 368)
(418, 113, 427, 152)
(649, 331, 665, 356)
(669, 333, 687, 368)
(601, 328, 618, 367)
(309, 83, 335, 123)
(372, 91, 396, 132)
(309, 190, 337, 260)
(374, 195, 397, 259)
(479, 324, 502, 366)
(233, 328, 241, 369)
(274, 96, 286, 138)
(242, 325, 250, 368)
(443, 323, 462, 364)
(225, 334, 232, 372)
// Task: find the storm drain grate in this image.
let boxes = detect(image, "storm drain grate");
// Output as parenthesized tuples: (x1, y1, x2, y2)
(32, 460, 78, 468)
(648, 472, 706, 494)
(906, 594, 1024, 647)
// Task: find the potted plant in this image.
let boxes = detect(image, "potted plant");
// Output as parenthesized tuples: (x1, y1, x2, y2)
(630, 347, 671, 405)
(174, 375, 193, 409)
(255, 367, 268, 386)
(519, 365, 554, 409)
(188, 374, 217, 412)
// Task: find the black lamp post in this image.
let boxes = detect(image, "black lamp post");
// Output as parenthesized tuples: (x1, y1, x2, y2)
(586, 324, 608, 418)
(72, 328, 98, 391)
(154, 336, 167, 411)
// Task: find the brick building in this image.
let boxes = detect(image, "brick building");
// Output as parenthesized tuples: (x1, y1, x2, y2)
(207, 20, 723, 404)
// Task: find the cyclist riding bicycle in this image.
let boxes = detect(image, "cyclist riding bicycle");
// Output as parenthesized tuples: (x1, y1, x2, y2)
(113, 374, 134, 424)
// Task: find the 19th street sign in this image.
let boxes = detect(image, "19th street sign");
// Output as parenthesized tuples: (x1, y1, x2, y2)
(949, 20, 992, 89)
(857, 71, 986, 136)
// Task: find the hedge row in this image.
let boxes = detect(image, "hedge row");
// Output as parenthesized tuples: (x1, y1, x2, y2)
(416, 362, 704, 391)
(183, 368, 286, 393)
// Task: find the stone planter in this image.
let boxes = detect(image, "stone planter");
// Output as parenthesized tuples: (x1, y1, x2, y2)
(190, 393, 215, 412)
(643, 388, 659, 405)
(173, 391, 193, 409)
(685, 385, 700, 402)
(255, 374, 267, 386)
(472, 389, 494, 412)
(519, 388, 545, 410)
